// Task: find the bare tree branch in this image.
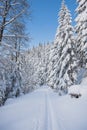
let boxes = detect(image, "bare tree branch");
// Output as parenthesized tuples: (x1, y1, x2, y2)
(3, 9, 25, 27)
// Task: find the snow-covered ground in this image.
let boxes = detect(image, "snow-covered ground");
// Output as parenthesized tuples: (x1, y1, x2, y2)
(0, 78, 87, 130)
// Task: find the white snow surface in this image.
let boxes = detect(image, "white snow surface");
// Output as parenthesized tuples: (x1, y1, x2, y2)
(0, 81, 87, 130)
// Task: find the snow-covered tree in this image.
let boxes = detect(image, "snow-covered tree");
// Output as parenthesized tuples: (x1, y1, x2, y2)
(20, 53, 36, 93)
(33, 43, 49, 86)
(48, 0, 77, 93)
(57, 1, 77, 91)
(47, 42, 59, 88)
(0, 0, 30, 106)
(0, 44, 22, 106)
(75, 0, 87, 68)
(20, 43, 48, 93)
(0, 0, 30, 44)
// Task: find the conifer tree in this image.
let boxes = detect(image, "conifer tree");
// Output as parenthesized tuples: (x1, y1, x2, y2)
(75, 0, 87, 68)
(48, 0, 77, 93)
(47, 42, 59, 88)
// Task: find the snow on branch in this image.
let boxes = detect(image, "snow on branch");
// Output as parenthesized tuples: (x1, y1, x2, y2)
(11, 2, 20, 6)
(3, 35, 28, 38)
(0, 42, 19, 52)
(0, 6, 4, 9)
(3, 10, 25, 27)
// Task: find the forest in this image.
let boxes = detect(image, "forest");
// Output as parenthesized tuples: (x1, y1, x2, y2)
(0, 0, 87, 106)
(0, 0, 87, 130)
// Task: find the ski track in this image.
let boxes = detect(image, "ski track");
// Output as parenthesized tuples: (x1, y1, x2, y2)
(45, 90, 66, 130)
(48, 92, 66, 130)
(34, 88, 66, 130)
(0, 87, 67, 130)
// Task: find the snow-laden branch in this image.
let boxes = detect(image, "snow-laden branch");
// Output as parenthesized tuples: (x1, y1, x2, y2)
(11, 2, 20, 6)
(0, 6, 4, 9)
(3, 10, 25, 27)
(3, 35, 28, 38)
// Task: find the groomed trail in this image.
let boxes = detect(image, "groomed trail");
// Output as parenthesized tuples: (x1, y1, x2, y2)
(0, 86, 87, 130)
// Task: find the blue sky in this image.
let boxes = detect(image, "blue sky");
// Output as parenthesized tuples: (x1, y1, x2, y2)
(28, 0, 77, 47)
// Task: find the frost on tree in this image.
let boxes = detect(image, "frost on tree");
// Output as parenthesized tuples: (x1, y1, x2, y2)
(0, 45, 22, 106)
(48, 0, 77, 93)
(75, 0, 87, 68)
(47, 42, 59, 89)
(0, 0, 29, 44)
(33, 43, 50, 86)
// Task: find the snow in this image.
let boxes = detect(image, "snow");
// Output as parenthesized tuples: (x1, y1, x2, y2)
(0, 81, 87, 130)
(69, 77, 87, 96)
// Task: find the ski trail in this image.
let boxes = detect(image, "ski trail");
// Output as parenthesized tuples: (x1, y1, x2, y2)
(44, 92, 52, 130)
(44, 90, 66, 130)
(48, 92, 67, 130)
(33, 89, 54, 130)
(32, 89, 66, 130)
(33, 119, 43, 130)
(32, 90, 48, 130)
(43, 90, 59, 130)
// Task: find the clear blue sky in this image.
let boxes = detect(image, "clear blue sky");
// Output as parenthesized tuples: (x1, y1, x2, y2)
(28, 0, 77, 47)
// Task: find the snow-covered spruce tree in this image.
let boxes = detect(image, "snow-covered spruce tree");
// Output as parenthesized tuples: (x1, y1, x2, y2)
(75, 0, 87, 68)
(48, 0, 77, 93)
(36, 43, 46, 85)
(47, 41, 60, 89)
(47, 1, 67, 89)
(45, 42, 52, 85)
(34, 43, 49, 86)
(57, 1, 78, 92)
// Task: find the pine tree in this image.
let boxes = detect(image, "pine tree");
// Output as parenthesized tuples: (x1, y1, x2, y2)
(58, 1, 77, 92)
(35, 43, 49, 86)
(47, 0, 66, 89)
(48, 0, 77, 93)
(47, 42, 59, 88)
(75, 0, 87, 68)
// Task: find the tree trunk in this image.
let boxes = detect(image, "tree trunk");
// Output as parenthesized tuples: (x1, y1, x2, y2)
(0, 0, 9, 44)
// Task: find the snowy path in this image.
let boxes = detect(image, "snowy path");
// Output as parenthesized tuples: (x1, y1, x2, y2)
(0, 86, 87, 130)
(29, 87, 60, 130)
(43, 90, 59, 130)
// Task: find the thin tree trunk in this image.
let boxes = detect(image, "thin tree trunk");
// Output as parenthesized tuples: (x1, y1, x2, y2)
(0, 0, 9, 44)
